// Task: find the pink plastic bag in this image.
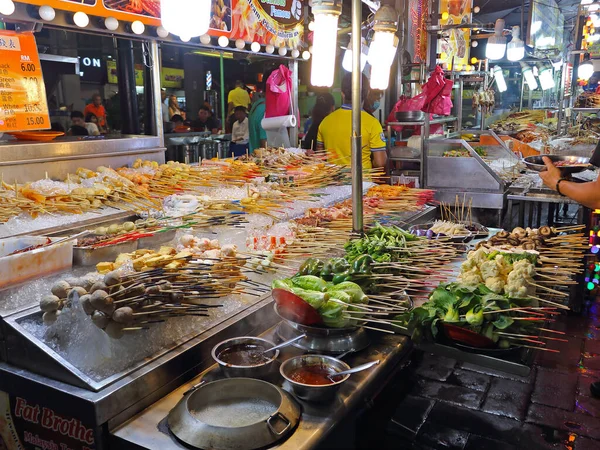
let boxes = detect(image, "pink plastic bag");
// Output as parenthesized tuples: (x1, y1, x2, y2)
(265, 65, 292, 118)
(421, 66, 453, 115)
(386, 95, 442, 135)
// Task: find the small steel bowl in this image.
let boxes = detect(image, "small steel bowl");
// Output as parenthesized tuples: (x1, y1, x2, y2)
(280, 355, 350, 402)
(212, 336, 279, 379)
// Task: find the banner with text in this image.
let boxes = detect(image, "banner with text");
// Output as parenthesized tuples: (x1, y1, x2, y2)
(14, 0, 304, 48)
(0, 31, 50, 133)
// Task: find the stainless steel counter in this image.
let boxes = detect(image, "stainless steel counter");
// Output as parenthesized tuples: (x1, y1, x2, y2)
(110, 325, 411, 450)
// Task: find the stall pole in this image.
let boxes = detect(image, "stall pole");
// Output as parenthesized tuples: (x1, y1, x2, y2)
(117, 39, 140, 134)
(151, 41, 164, 147)
(220, 53, 226, 131)
(143, 43, 156, 137)
(351, 0, 363, 233)
(289, 59, 299, 146)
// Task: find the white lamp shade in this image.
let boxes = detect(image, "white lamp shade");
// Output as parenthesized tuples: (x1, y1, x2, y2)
(235, 39, 246, 49)
(105, 17, 119, 31)
(218, 36, 229, 47)
(367, 31, 397, 90)
(507, 39, 524, 61)
(493, 66, 507, 92)
(200, 34, 211, 44)
(251, 42, 261, 52)
(0, 0, 15, 15)
(310, 13, 339, 87)
(539, 68, 555, 90)
(371, 64, 392, 90)
(522, 67, 538, 90)
(342, 43, 368, 72)
(302, 50, 311, 60)
(39, 5, 56, 21)
(291, 49, 300, 58)
(161, 0, 211, 38)
(486, 35, 506, 60)
(579, 61, 594, 80)
(131, 20, 145, 35)
(266, 44, 275, 54)
(73, 11, 89, 28)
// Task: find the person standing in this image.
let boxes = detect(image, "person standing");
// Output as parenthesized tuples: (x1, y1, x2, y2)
(84, 94, 107, 133)
(231, 106, 249, 143)
(168, 95, 184, 120)
(302, 93, 335, 151)
(316, 73, 387, 170)
(248, 93, 267, 152)
(227, 80, 251, 131)
(161, 89, 170, 123)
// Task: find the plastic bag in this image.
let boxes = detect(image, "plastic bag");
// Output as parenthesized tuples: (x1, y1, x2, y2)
(386, 95, 442, 135)
(265, 65, 292, 118)
(422, 66, 453, 115)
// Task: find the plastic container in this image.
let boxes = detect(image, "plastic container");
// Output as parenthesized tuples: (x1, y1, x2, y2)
(0, 236, 73, 289)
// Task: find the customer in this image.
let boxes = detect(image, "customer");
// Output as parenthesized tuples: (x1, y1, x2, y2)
(69, 125, 89, 136)
(231, 106, 249, 143)
(227, 80, 251, 131)
(248, 92, 267, 152)
(84, 113, 101, 136)
(364, 89, 383, 116)
(84, 94, 107, 132)
(316, 73, 387, 170)
(70, 111, 95, 136)
(170, 114, 185, 129)
(302, 93, 335, 151)
(168, 95, 184, 120)
(161, 89, 170, 123)
(192, 105, 219, 133)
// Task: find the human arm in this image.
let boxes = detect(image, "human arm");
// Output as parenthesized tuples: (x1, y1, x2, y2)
(539, 156, 600, 209)
(370, 121, 388, 170)
(372, 150, 388, 170)
(314, 125, 324, 154)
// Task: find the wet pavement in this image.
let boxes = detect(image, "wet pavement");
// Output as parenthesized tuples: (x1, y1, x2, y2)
(349, 297, 600, 449)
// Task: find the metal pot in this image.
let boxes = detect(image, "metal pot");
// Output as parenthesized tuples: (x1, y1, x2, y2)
(168, 378, 300, 450)
(211, 336, 279, 378)
(280, 355, 350, 402)
(395, 111, 426, 122)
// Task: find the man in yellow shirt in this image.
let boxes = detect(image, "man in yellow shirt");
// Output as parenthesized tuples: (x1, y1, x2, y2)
(227, 80, 251, 132)
(316, 73, 387, 170)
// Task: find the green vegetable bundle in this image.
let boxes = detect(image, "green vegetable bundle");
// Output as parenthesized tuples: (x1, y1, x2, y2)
(344, 222, 417, 263)
(297, 255, 376, 292)
(272, 275, 369, 328)
(398, 282, 536, 349)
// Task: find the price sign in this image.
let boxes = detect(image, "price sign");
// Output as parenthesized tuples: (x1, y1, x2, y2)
(0, 30, 50, 132)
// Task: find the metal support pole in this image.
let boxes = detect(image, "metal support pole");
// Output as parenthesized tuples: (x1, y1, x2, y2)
(117, 39, 140, 135)
(220, 53, 226, 131)
(351, 0, 363, 233)
(456, 78, 463, 133)
(150, 41, 164, 147)
(289, 59, 299, 146)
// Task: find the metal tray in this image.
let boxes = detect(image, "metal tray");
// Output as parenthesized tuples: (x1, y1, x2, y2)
(409, 222, 474, 243)
(523, 155, 592, 174)
(73, 240, 138, 266)
(137, 229, 177, 249)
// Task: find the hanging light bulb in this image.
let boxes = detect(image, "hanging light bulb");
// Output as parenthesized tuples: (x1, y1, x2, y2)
(291, 49, 300, 58)
(302, 50, 311, 60)
(131, 20, 145, 35)
(507, 26, 525, 61)
(235, 39, 246, 50)
(538, 65, 555, 90)
(486, 19, 506, 60)
(161, 0, 211, 38)
(342, 37, 368, 72)
(493, 66, 507, 92)
(38, 5, 56, 21)
(278, 47, 287, 56)
(73, 11, 90, 28)
(521, 63, 538, 90)
(266, 44, 275, 54)
(368, 5, 399, 90)
(218, 36, 229, 47)
(200, 34, 211, 45)
(0, 0, 15, 15)
(579, 52, 594, 80)
(157, 26, 169, 38)
(105, 17, 119, 31)
(251, 42, 261, 53)
(310, 0, 343, 87)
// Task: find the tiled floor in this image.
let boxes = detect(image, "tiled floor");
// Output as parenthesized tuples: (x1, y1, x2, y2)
(352, 297, 600, 450)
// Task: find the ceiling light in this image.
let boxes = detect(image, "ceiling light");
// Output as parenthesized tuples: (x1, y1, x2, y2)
(579, 53, 594, 80)
(493, 66, 507, 92)
(105, 17, 119, 31)
(521, 63, 538, 90)
(251, 42, 261, 52)
(486, 19, 506, 60)
(291, 49, 300, 58)
(266, 44, 275, 54)
(161, 0, 211, 38)
(302, 50, 311, 60)
(38, 5, 56, 21)
(474, 6, 480, 13)
(368, 5, 399, 90)
(0, 0, 15, 15)
(218, 36, 229, 47)
(507, 26, 524, 61)
(157, 26, 169, 38)
(200, 34, 211, 44)
(73, 11, 89, 28)
(538, 65, 555, 90)
(131, 20, 145, 35)
(342, 36, 368, 72)
(310, 0, 343, 87)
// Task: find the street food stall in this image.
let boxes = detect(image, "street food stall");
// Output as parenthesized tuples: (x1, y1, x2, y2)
(0, 0, 596, 449)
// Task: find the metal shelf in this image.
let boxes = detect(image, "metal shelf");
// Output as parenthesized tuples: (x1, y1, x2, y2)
(389, 157, 421, 162)
(572, 108, 600, 113)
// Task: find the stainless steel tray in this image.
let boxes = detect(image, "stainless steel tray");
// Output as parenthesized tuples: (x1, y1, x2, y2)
(137, 229, 177, 248)
(73, 240, 138, 266)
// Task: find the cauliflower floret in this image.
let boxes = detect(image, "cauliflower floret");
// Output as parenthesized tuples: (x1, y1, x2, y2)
(513, 259, 536, 278)
(467, 248, 488, 266)
(495, 254, 513, 277)
(461, 257, 478, 272)
(458, 269, 482, 287)
(480, 260, 500, 280)
(485, 276, 505, 294)
(505, 281, 529, 298)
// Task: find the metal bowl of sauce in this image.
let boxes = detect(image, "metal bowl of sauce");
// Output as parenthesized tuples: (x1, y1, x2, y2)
(212, 336, 279, 379)
(280, 355, 351, 402)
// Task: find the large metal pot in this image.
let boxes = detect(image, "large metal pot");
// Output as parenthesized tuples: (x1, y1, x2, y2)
(211, 336, 279, 378)
(280, 355, 350, 402)
(168, 378, 300, 450)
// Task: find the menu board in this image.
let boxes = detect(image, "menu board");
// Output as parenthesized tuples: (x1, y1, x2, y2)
(0, 31, 50, 133)
(437, 0, 472, 69)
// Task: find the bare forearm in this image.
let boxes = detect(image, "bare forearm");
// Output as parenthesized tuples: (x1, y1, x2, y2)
(559, 179, 600, 209)
(372, 151, 388, 169)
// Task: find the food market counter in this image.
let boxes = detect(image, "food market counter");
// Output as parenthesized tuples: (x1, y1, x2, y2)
(109, 312, 410, 450)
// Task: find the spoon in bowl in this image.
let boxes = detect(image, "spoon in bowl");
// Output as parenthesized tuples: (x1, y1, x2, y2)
(260, 334, 307, 354)
(327, 360, 381, 382)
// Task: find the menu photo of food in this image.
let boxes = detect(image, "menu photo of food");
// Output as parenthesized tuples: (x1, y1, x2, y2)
(210, 0, 232, 32)
(103, 0, 160, 18)
(62, 0, 96, 5)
